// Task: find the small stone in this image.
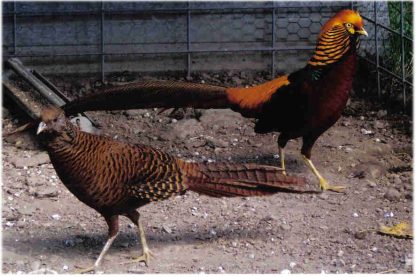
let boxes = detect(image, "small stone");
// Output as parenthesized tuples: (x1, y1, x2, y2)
(367, 179, 377, 188)
(369, 167, 383, 179)
(64, 239, 76, 247)
(354, 231, 366, 240)
(361, 128, 373, 135)
(289, 262, 296, 268)
(280, 269, 291, 274)
(205, 137, 229, 148)
(319, 194, 329, 200)
(31, 261, 41, 271)
(393, 176, 402, 185)
(31, 187, 59, 198)
(51, 214, 61, 220)
(162, 224, 172, 234)
(344, 147, 353, 153)
(373, 120, 385, 129)
(120, 242, 129, 248)
(371, 247, 378, 252)
(383, 211, 394, 218)
(3, 107, 10, 118)
(280, 224, 291, 231)
(337, 250, 344, 257)
(384, 188, 401, 201)
(63, 265, 69, 271)
(352, 212, 359, 218)
(376, 110, 387, 118)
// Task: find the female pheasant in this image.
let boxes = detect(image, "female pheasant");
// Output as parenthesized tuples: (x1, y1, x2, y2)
(63, 10, 367, 192)
(36, 107, 306, 273)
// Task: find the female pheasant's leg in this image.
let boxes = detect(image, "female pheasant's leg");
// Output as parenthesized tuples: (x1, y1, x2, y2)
(122, 211, 155, 266)
(302, 155, 344, 192)
(74, 215, 119, 273)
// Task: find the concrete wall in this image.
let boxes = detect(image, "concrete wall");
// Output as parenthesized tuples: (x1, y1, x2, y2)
(2, 1, 389, 76)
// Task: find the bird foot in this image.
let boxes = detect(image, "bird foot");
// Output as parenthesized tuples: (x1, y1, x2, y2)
(121, 248, 155, 266)
(319, 179, 345, 193)
(72, 265, 98, 274)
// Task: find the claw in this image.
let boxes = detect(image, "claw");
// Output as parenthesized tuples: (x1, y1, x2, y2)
(319, 178, 345, 193)
(302, 155, 346, 193)
(72, 265, 97, 274)
(121, 248, 155, 266)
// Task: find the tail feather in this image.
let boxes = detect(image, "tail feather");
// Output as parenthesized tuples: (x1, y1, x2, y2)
(179, 161, 307, 197)
(63, 80, 230, 115)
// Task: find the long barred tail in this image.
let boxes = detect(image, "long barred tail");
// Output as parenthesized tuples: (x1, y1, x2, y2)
(63, 80, 230, 115)
(179, 161, 307, 197)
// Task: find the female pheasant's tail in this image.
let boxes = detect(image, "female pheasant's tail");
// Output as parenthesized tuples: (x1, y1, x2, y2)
(179, 161, 308, 197)
(63, 80, 230, 115)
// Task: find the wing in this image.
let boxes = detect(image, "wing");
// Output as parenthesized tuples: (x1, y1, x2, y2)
(121, 143, 188, 202)
(253, 68, 312, 133)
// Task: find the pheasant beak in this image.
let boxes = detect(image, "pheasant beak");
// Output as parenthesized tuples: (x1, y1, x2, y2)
(37, 121, 47, 135)
(356, 27, 368, 37)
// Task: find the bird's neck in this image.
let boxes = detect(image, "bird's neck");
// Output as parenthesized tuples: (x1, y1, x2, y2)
(45, 125, 82, 153)
(308, 25, 360, 68)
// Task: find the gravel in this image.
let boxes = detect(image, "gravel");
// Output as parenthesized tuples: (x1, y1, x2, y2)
(2, 72, 412, 274)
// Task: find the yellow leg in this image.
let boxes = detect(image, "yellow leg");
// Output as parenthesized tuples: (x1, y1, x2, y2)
(73, 234, 118, 273)
(278, 146, 287, 176)
(302, 155, 345, 192)
(121, 220, 154, 266)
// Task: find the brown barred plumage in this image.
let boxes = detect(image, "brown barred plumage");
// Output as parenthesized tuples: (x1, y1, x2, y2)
(36, 107, 307, 272)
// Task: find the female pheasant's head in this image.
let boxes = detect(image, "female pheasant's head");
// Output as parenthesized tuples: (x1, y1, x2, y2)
(37, 106, 74, 138)
(309, 10, 367, 67)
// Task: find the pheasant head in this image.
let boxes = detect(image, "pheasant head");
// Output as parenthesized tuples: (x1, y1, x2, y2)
(37, 106, 76, 140)
(309, 9, 367, 67)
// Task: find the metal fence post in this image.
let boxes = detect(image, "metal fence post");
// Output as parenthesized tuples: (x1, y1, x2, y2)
(374, 2, 381, 98)
(271, 5, 276, 78)
(400, 1, 406, 107)
(100, 1, 105, 82)
(186, 1, 191, 79)
(13, 1, 17, 56)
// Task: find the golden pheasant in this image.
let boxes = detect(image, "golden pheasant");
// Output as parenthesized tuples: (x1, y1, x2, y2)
(36, 107, 307, 273)
(63, 10, 367, 192)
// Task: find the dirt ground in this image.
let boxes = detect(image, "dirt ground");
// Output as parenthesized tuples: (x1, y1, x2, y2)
(2, 72, 413, 273)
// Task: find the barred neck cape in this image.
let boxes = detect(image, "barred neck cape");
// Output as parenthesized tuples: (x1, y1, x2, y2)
(308, 24, 360, 67)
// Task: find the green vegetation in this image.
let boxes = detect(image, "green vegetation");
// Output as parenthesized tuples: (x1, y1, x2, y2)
(387, 1, 412, 81)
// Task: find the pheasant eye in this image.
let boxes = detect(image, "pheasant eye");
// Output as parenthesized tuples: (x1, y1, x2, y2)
(345, 23, 352, 28)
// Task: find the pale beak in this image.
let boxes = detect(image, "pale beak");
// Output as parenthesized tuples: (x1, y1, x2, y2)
(36, 122, 47, 135)
(356, 27, 368, 37)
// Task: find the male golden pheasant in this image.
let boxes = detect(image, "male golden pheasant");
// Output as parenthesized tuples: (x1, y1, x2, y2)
(36, 107, 306, 273)
(63, 10, 367, 192)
